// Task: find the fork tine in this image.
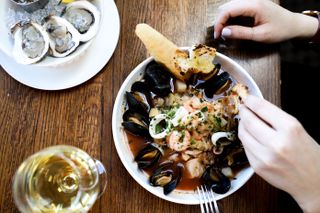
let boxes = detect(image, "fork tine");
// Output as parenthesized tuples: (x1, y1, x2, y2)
(204, 185, 215, 213)
(208, 187, 220, 213)
(201, 185, 210, 213)
(197, 187, 205, 213)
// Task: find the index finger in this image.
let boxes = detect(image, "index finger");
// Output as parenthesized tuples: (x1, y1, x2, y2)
(214, 0, 258, 38)
(244, 95, 297, 130)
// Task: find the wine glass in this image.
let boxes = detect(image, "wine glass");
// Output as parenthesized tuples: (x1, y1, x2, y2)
(12, 145, 107, 212)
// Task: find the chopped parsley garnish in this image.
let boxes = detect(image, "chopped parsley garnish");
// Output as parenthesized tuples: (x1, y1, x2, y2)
(190, 137, 196, 145)
(201, 106, 208, 112)
(179, 131, 185, 142)
(155, 120, 167, 134)
(215, 117, 222, 126)
(167, 110, 176, 118)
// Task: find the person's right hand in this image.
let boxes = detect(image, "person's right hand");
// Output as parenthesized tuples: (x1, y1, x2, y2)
(239, 95, 320, 213)
(214, 0, 319, 43)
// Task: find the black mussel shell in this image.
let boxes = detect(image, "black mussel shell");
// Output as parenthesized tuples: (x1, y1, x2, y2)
(197, 72, 230, 98)
(224, 148, 248, 168)
(189, 64, 221, 87)
(123, 109, 149, 126)
(149, 161, 183, 195)
(131, 81, 153, 111)
(150, 161, 174, 187)
(163, 164, 183, 195)
(144, 61, 172, 97)
(122, 121, 150, 138)
(135, 144, 162, 169)
(202, 166, 231, 194)
(131, 81, 150, 92)
(126, 92, 149, 118)
(203, 64, 221, 81)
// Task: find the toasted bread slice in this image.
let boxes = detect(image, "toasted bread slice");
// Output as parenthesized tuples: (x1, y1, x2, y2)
(135, 24, 184, 80)
(135, 24, 216, 81)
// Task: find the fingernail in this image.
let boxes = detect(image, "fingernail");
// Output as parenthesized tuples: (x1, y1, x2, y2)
(221, 28, 231, 37)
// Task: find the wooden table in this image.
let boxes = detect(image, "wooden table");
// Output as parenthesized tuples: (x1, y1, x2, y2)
(0, 0, 302, 212)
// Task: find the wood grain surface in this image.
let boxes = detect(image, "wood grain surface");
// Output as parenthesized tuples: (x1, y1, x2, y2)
(0, 0, 302, 212)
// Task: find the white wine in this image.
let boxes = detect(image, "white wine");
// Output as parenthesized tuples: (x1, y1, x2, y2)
(13, 146, 105, 213)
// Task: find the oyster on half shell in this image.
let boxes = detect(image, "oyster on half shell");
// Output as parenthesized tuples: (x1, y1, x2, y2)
(11, 22, 50, 65)
(62, 0, 100, 42)
(44, 16, 80, 58)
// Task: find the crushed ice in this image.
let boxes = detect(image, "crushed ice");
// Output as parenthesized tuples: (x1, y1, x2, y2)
(6, 0, 66, 29)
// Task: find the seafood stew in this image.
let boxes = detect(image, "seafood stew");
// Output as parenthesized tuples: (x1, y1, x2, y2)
(122, 46, 250, 196)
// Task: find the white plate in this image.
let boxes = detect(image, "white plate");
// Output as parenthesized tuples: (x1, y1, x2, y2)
(0, 0, 120, 90)
(112, 52, 263, 205)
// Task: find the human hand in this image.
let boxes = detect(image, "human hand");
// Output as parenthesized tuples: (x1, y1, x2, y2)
(214, 0, 318, 43)
(238, 95, 320, 213)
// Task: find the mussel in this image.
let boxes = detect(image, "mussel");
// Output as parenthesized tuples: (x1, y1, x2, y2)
(123, 86, 152, 137)
(189, 63, 221, 86)
(202, 166, 231, 194)
(150, 161, 174, 187)
(211, 131, 236, 155)
(144, 61, 172, 97)
(149, 161, 183, 195)
(131, 81, 153, 112)
(122, 109, 150, 138)
(135, 144, 162, 169)
(223, 147, 248, 168)
(126, 92, 149, 118)
(194, 70, 231, 99)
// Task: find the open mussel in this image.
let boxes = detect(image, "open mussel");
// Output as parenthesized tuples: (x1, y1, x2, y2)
(131, 81, 153, 112)
(126, 92, 149, 118)
(149, 161, 183, 195)
(189, 63, 221, 86)
(144, 61, 172, 97)
(122, 109, 150, 138)
(223, 147, 248, 168)
(203, 72, 231, 98)
(123, 90, 152, 138)
(150, 161, 174, 186)
(202, 166, 231, 194)
(193, 69, 230, 99)
(211, 131, 236, 155)
(135, 144, 162, 169)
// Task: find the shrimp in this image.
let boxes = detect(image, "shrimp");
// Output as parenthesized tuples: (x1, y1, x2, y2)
(181, 110, 205, 128)
(183, 96, 201, 112)
(192, 130, 203, 140)
(167, 130, 191, 151)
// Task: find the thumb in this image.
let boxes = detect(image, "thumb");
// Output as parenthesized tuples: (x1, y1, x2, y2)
(221, 26, 255, 41)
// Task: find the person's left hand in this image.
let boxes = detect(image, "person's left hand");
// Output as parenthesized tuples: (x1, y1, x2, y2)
(239, 95, 320, 213)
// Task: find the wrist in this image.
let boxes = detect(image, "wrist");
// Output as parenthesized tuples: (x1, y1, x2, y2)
(294, 144, 320, 213)
(297, 197, 320, 213)
(292, 12, 318, 39)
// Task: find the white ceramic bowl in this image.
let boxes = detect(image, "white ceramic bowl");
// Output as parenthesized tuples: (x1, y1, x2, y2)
(112, 52, 263, 205)
(0, 0, 103, 67)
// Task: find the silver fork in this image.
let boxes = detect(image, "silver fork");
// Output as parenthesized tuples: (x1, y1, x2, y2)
(197, 185, 220, 213)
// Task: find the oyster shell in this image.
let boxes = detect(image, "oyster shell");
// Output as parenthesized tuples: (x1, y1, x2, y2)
(44, 16, 80, 58)
(12, 22, 50, 65)
(62, 0, 100, 42)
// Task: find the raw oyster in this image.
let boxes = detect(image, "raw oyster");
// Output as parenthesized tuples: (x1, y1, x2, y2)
(62, 0, 100, 42)
(11, 22, 50, 65)
(44, 16, 80, 58)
